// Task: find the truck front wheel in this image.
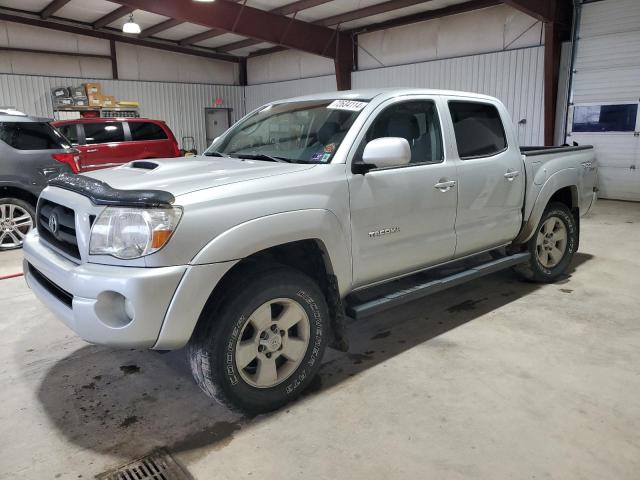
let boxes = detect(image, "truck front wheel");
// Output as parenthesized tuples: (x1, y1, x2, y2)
(188, 266, 329, 414)
(514, 202, 578, 283)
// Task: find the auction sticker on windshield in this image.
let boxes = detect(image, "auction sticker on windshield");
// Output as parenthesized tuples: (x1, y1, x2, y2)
(327, 100, 368, 111)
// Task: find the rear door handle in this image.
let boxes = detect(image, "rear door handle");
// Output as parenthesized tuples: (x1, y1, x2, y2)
(504, 170, 520, 181)
(434, 180, 456, 192)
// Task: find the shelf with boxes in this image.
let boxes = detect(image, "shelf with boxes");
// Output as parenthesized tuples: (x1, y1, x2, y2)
(51, 82, 140, 120)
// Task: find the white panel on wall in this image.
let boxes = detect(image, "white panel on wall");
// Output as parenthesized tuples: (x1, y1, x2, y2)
(0, 74, 246, 153)
(115, 43, 238, 85)
(0, 51, 113, 78)
(0, 20, 110, 55)
(578, 0, 640, 37)
(247, 50, 335, 85)
(358, 5, 543, 70)
(245, 75, 337, 112)
(353, 46, 545, 146)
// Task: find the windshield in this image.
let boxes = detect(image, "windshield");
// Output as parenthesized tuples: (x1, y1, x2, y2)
(206, 99, 367, 163)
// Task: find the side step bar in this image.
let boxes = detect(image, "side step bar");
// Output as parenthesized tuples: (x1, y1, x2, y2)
(346, 252, 530, 320)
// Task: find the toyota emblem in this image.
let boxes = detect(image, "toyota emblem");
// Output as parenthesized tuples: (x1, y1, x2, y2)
(48, 213, 58, 234)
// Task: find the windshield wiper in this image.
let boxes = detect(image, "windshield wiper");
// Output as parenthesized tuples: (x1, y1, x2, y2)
(234, 153, 292, 163)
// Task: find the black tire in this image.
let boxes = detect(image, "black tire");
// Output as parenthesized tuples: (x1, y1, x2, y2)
(0, 197, 36, 251)
(187, 265, 329, 414)
(514, 202, 578, 283)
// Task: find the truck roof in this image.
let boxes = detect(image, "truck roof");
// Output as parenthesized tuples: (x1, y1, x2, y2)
(271, 88, 498, 105)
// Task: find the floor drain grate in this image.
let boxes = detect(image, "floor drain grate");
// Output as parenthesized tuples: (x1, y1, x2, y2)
(96, 448, 193, 480)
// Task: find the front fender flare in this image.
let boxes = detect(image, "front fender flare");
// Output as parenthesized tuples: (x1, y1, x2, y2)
(190, 209, 353, 296)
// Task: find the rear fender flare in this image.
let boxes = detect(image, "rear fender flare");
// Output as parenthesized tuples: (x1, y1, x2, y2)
(515, 169, 579, 244)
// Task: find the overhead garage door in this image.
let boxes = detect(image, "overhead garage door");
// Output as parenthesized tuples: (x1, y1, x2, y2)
(566, 0, 640, 201)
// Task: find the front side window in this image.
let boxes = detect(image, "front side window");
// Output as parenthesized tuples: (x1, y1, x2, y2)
(449, 101, 507, 159)
(56, 124, 78, 145)
(208, 99, 367, 163)
(129, 122, 168, 141)
(83, 122, 125, 144)
(0, 122, 69, 150)
(364, 100, 444, 164)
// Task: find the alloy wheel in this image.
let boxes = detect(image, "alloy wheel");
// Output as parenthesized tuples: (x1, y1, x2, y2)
(535, 216, 567, 268)
(0, 203, 34, 249)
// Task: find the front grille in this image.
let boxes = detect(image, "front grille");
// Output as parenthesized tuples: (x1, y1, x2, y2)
(27, 263, 73, 308)
(37, 199, 80, 259)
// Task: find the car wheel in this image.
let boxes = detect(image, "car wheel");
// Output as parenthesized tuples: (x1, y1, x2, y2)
(0, 198, 36, 251)
(514, 202, 577, 283)
(188, 265, 329, 414)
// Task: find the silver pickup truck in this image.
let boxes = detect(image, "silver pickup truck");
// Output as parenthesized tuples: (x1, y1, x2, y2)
(23, 89, 597, 413)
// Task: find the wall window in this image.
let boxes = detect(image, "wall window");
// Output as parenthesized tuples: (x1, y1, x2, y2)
(572, 104, 638, 132)
(83, 122, 125, 144)
(129, 122, 168, 141)
(365, 100, 444, 164)
(449, 101, 507, 159)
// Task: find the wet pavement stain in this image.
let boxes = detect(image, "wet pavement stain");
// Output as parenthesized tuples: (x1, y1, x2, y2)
(347, 353, 374, 365)
(119, 365, 140, 375)
(560, 288, 574, 294)
(119, 416, 139, 428)
(170, 421, 242, 456)
(370, 331, 391, 340)
(447, 298, 488, 313)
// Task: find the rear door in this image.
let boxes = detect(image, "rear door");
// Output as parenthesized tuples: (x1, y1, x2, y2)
(446, 99, 525, 257)
(348, 96, 458, 288)
(80, 121, 128, 170)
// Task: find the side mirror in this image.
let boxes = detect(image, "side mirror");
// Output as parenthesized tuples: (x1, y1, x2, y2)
(358, 137, 411, 172)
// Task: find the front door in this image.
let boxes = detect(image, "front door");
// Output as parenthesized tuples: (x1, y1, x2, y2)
(80, 121, 128, 171)
(205, 109, 230, 148)
(446, 100, 524, 257)
(348, 98, 458, 288)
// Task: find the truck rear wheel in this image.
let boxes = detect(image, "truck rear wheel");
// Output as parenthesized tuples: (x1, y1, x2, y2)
(514, 202, 577, 283)
(187, 266, 329, 414)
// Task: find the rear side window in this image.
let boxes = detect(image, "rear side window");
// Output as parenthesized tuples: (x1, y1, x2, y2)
(56, 124, 78, 145)
(0, 122, 68, 150)
(129, 122, 168, 141)
(448, 101, 507, 159)
(83, 122, 125, 144)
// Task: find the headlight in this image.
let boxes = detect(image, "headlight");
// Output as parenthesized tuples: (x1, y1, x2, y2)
(90, 207, 182, 259)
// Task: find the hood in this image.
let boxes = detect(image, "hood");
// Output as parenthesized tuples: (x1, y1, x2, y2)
(83, 156, 315, 197)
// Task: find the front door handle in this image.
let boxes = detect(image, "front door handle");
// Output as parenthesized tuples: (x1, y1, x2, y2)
(504, 170, 520, 181)
(434, 180, 456, 192)
(87, 148, 98, 153)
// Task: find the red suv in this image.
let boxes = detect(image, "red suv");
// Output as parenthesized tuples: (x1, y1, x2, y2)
(52, 118, 180, 172)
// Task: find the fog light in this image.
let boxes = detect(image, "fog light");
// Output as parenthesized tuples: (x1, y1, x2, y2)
(95, 291, 134, 328)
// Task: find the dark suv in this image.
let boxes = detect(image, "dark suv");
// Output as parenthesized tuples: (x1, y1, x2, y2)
(0, 110, 79, 250)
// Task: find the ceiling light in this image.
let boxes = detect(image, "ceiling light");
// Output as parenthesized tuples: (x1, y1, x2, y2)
(122, 13, 141, 34)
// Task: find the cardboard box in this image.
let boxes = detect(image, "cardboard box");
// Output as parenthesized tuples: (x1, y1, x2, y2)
(88, 94, 103, 107)
(51, 86, 70, 98)
(116, 100, 139, 107)
(70, 85, 87, 98)
(102, 95, 116, 107)
(84, 82, 102, 95)
(73, 97, 88, 107)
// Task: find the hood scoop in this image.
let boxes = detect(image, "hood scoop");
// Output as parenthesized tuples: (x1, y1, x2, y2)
(128, 160, 159, 170)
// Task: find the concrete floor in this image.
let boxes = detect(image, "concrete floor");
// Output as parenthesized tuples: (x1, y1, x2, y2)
(0, 199, 639, 480)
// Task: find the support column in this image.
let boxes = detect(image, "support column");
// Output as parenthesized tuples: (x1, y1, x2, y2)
(544, 20, 561, 146)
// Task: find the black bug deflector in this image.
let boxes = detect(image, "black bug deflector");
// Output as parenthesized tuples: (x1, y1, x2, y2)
(48, 173, 175, 208)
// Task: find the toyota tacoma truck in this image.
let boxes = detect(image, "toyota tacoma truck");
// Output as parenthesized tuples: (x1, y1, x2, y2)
(22, 89, 597, 413)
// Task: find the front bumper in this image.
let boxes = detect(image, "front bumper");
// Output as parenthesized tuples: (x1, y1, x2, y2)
(24, 231, 186, 348)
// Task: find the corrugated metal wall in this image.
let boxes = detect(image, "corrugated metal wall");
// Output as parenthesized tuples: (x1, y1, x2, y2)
(245, 75, 336, 112)
(0, 74, 245, 153)
(353, 46, 545, 146)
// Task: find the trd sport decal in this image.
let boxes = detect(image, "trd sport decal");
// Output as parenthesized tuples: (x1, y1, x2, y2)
(368, 226, 400, 238)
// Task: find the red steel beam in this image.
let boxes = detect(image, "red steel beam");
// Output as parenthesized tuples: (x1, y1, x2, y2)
(179, 0, 335, 46)
(502, 0, 555, 22)
(40, 0, 71, 19)
(93, 5, 135, 29)
(0, 10, 242, 63)
(138, 18, 184, 39)
(111, 0, 347, 59)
